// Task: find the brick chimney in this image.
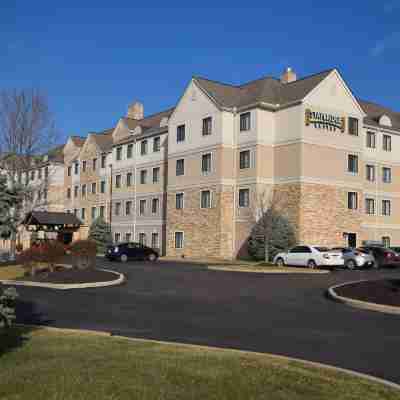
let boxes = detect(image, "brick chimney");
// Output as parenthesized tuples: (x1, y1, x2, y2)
(280, 67, 297, 84)
(127, 101, 144, 120)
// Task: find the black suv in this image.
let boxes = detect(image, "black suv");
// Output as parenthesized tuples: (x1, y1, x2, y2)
(106, 242, 159, 262)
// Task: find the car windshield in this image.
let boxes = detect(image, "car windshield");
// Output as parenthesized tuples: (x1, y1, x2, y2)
(314, 247, 330, 252)
(356, 248, 369, 255)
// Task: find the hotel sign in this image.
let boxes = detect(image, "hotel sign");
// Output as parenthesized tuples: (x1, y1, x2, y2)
(305, 109, 345, 132)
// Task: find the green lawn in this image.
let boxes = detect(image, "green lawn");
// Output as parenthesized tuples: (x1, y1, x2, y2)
(0, 327, 398, 400)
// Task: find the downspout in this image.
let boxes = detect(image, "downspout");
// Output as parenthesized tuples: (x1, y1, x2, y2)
(133, 139, 137, 242)
(109, 162, 113, 232)
(231, 107, 238, 259)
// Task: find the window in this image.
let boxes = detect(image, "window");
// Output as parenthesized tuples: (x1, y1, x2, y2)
(115, 202, 121, 216)
(348, 117, 358, 136)
(116, 147, 122, 161)
(37, 191, 42, 201)
(139, 199, 146, 215)
(99, 205, 105, 218)
(152, 167, 160, 183)
(125, 233, 132, 242)
(125, 201, 132, 216)
(238, 188, 250, 207)
(91, 182, 97, 194)
(153, 137, 160, 152)
(365, 198, 375, 215)
(347, 192, 358, 210)
(31, 170, 35, 181)
(126, 172, 132, 187)
(348, 154, 358, 173)
(366, 131, 376, 148)
(81, 208, 86, 220)
(200, 190, 211, 208)
(366, 165, 375, 182)
(114, 233, 121, 243)
(152, 198, 159, 214)
(176, 159, 184, 176)
(382, 236, 391, 248)
(383, 135, 392, 151)
(382, 200, 391, 216)
(115, 174, 121, 188)
(127, 144, 133, 159)
(67, 166, 71, 176)
(174, 232, 184, 249)
(73, 209, 78, 216)
(91, 207, 97, 220)
(177, 124, 186, 142)
(151, 232, 159, 249)
(74, 162, 79, 175)
(82, 184, 86, 198)
(140, 170, 147, 184)
(383, 167, 392, 183)
(67, 188, 71, 199)
(202, 117, 212, 136)
(201, 153, 212, 174)
(101, 155, 106, 168)
(100, 180, 106, 193)
(240, 112, 251, 131)
(43, 189, 48, 200)
(139, 233, 147, 246)
(74, 186, 79, 198)
(92, 158, 97, 170)
(176, 193, 184, 209)
(38, 168, 42, 180)
(82, 160, 87, 172)
(239, 150, 251, 169)
(141, 140, 148, 155)
(289, 246, 312, 254)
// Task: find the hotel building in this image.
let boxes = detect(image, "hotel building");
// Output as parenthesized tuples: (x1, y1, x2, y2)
(4, 67, 400, 260)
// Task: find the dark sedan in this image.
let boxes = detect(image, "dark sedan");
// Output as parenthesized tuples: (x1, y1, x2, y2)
(106, 242, 159, 262)
(359, 246, 400, 268)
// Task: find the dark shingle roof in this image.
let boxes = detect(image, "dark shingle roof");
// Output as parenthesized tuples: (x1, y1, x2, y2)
(23, 211, 81, 226)
(194, 69, 333, 109)
(92, 128, 114, 151)
(123, 107, 175, 131)
(359, 99, 400, 132)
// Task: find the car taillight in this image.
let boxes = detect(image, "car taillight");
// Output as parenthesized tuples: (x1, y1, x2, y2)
(385, 252, 392, 259)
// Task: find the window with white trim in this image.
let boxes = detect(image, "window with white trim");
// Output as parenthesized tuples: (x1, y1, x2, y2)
(176, 193, 184, 209)
(125, 233, 132, 242)
(140, 170, 147, 184)
(347, 192, 358, 210)
(177, 125, 186, 142)
(200, 190, 211, 209)
(240, 112, 251, 131)
(201, 153, 212, 175)
(202, 117, 212, 136)
(238, 188, 250, 208)
(382, 236, 391, 247)
(383, 167, 392, 183)
(348, 154, 358, 174)
(139, 233, 146, 246)
(151, 232, 159, 249)
(176, 159, 184, 176)
(152, 167, 160, 183)
(114, 232, 121, 243)
(126, 172, 132, 187)
(382, 200, 391, 216)
(126, 201, 132, 216)
(152, 198, 159, 214)
(366, 165, 375, 182)
(140, 140, 148, 155)
(365, 198, 375, 215)
(115, 202, 121, 216)
(239, 150, 251, 169)
(139, 199, 146, 216)
(153, 137, 161, 152)
(174, 232, 184, 249)
(366, 131, 376, 148)
(383, 135, 392, 151)
(91, 207, 97, 220)
(115, 175, 121, 188)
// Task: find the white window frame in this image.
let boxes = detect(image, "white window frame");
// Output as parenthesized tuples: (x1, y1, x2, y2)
(382, 199, 391, 216)
(176, 159, 185, 176)
(174, 231, 184, 249)
(151, 232, 159, 249)
(139, 199, 146, 216)
(125, 201, 132, 216)
(151, 198, 159, 214)
(365, 198, 375, 215)
(201, 152, 212, 175)
(175, 192, 184, 209)
(200, 190, 212, 209)
(238, 188, 250, 208)
(138, 232, 147, 246)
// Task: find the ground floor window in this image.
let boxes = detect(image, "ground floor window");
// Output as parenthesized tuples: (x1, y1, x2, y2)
(200, 190, 211, 208)
(125, 233, 131, 242)
(151, 232, 159, 249)
(382, 236, 391, 248)
(139, 233, 146, 246)
(175, 231, 184, 249)
(114, 232, 121, 243)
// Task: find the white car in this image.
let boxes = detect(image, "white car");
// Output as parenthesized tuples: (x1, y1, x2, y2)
(273, 245, 344, 268)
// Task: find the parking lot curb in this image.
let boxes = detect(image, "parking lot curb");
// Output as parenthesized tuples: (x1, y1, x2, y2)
(13, 323, 400, 391)
(208, 265, 330, 274)
(328, 280, 400, 316)
(0, 268, 125, 290)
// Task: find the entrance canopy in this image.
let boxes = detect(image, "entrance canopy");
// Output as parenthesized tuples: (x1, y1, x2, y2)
(22, 211, 81, 233)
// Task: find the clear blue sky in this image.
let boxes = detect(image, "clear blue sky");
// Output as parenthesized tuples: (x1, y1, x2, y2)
(1, 1, 399, 144)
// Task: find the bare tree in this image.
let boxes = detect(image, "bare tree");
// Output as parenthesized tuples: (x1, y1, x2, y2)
(249, 189, 296, 262)
(0, 89, 58, 258)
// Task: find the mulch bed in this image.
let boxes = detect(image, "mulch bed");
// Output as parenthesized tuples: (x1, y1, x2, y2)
(335, 279, 400, 307)
(20, 268, 117, 284)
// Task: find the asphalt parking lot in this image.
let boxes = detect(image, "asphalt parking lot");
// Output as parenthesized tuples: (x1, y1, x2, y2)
(11, 259, 400, 384)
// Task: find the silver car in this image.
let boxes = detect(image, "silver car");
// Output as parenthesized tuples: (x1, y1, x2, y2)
(331, 247, 375, 269)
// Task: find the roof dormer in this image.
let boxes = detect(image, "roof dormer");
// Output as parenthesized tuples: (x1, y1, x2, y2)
(379, 114, 392, 127)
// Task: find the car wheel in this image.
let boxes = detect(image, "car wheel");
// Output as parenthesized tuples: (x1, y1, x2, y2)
(275, 258, 285, 267)
(120, 254, 128, 263)
(147, 253, 158, 262)
(307, 260, 317, 269)
(345, 260, 356, 270)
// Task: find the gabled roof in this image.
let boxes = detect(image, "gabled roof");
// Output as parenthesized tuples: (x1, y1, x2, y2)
(70, 136, 86, 147)
(193, 69, 334, 109)
(92, 128, 114, 152)
(23, 211, 81, 226)
(358, 99, 400, 132)
(123, 107, 175, 131)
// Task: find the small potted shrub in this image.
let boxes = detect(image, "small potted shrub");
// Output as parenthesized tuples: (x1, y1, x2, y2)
(69, 240, 97, 270)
